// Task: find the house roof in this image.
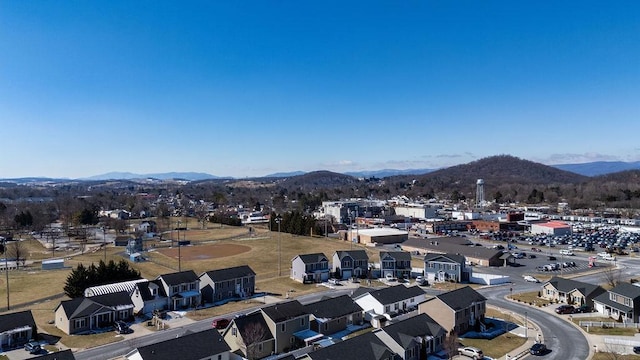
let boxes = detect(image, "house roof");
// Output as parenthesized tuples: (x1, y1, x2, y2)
(303, 295, 363, 319)
(296, 253, 328, 264)
(609, 283, 640, 299)
(335, 250, 369, 261)
(134, 328, 230, 359)
(157, 270, 199, 285)
(201, 265, 256, 282)
(232, 312, 274, 343)
(593, 292, 634, 313)
(262, 300, 307, 323)
(31, 349, 76, 360)
(381, 313, 445, 349)
(545, 276, 605, 297)
(355, 285, 426, 305)
(58, 292, 134, 320)
(379, 251, 411, 262)
(84, 279, 147, 297)
(402, 237, 502, 260)
(0, 310, 36, 333)
(423, 253, 465, 264)
(134, 280, 167, 301)
(435, 286, 486, 311)
(308, 331, 396, 360)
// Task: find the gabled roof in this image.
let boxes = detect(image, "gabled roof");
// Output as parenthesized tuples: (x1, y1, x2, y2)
(231, 312, 274, 344)
(303, 295, 363, 319)
(262, 300, 307, 323)
(379, 251, 411, 262)
(593, 291, 634, 313)
(0, 310, 36, 333)
(134, 280, 167, 301)
(355, 285, 426, 305)
(435, 286, 486, 310)
(133, 328, 230, 359)
(381, 313, 445, 349)
(308, 331, 396, 360)
(295, 253, 328, 264)
(31, 349, 76, 360)
(609, 283, 640, 299)
(157, 270, 199, 285)
(200, 265, 256, 282)
(58, 292, 134, 320)
(423, 253, 465, 264)
(335, 250, 369, 261)
(545, 276, 605, 297)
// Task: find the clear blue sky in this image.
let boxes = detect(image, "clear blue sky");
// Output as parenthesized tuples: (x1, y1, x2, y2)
(1, 1, 639, 178)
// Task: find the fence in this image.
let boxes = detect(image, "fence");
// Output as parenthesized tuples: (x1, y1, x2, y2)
(579, 321, 640, 329)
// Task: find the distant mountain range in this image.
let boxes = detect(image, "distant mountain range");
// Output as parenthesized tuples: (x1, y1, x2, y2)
(1, 159, 639, 183)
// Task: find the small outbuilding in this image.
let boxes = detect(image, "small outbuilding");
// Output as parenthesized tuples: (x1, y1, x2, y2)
(42, 258, 64, 270)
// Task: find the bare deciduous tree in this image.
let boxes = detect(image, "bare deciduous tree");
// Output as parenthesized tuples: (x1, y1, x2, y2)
(602, 264, 622, 288)
(239, 321, 267, 360)
(442, 329, 460, 360)
(9, 241, 26, 269)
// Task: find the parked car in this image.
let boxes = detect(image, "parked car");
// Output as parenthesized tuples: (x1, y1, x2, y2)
(528, 254, 537, 259)
(415, 275, 427, 286)
(529, 343, 548, 355)
(634, 346, 640, 354)
(458, 346, 483, 359)
(524, 275, 540, 283)
(574, 305, 592, 313)
(24, 341, 41, 354)
(385, 273, 397, 282)
(555, 305, 575, 314)
(328, 278, 339, 285)
(212, 318, 230, 329)
(547, 255, 557, 261)
(114, 320, 133, 334)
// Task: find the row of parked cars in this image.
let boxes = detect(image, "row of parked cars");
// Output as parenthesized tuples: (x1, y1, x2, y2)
(536, 261, 576, 271)
(555, 304, 593, 314)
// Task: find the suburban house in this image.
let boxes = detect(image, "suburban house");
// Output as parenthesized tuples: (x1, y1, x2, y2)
(291, 253, 330, 283)
(332, 250, 369, 280)
(126, 328, 230, 360)
(130, 280, 169, 316)
(374, 313, 446, 360)
(541, 276, 606, 308)
(419, 286, 486, 335)
(55, 292, 134, 335)
(223, 312, 275, 360)
(593, 283, 640, 322)
(261, 300, 312, 354)
(353, 285, 428, 327)
(156, 270, 201, 310)
(423, 253, 470, 283)
(31, 350, 76, 360)
(303, 294, 364, 336)
(0, 310, 37, 351)
(199, 265, 256, 304)
(401, 237, 507, 267)
(379, 251, 412, 279)
(305, 331, 398, 360)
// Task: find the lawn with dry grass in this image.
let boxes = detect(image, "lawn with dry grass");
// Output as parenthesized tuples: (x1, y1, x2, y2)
(508, 291, 553, 307)
(460, 332, 527, 359)
(592, 353, 640, 360)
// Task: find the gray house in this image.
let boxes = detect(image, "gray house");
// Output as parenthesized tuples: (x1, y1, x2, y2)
(156, 270, 200, 310)
(379, 251, 412, 279)
(593, 283, 640, 322)
(375, 313, 446, 360)
(307, 331, 398, 360)
(54, 292, 134, 335)
(0, 310, 37, 351)
(303, 294, 364, 335)
(199, 265, 256, 304)
(424, 253, 470, 283)
(332, 250, 369, 279)
(291, 253, 330, 283)
(261, 300, 311, 353)
(223, 312, 275, 360)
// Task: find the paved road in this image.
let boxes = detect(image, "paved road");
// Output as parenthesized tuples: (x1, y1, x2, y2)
(479, 286, 589, 360)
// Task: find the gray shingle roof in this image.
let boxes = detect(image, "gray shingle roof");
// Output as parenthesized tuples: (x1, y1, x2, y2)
(297, 253, 328, 264)
(609, 283, 640, 299)
(232, 312, 274, 343)
(335, 250, 369, 261)
(261, 300, 307, 323)
(135, 328, 230, 359)
(0, 310, 36, 333)
(423, 253, 465, 264)
(201, 265, 256, 282)
(382, 313, 445, 349)
(31, 349, 76, 360)
(379, 251, 411, 262)
(593, 292, 634, 313)
(308, 331, 396, 360)
(59, 292, 133, 320)
(303, 294, 363, 319)
(545, 276, 605, 297)
(436, 286, 486, 310)
(355, 285, 425, 305)
(157, 270, 198, 285)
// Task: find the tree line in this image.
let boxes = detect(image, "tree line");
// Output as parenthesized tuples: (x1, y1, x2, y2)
(64, 259, 141, 298)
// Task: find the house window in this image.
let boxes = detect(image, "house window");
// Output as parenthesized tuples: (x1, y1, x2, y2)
(232, 327, 237, 336)
(190, 283, 197, 290)
(281, 323, 286, 332)
(394, 303, 399, 310)
(74, 318, 86, 328)
(290, 336, 295, 344)
(218, 355, 222, 360)
(172, 286, 179, 294)
(324, 323, 328, 331)
(301, 318, 305, 326)
(385, 305, 390, 313)
(258, 343, 263, 351)
(625, 298, 632, 306)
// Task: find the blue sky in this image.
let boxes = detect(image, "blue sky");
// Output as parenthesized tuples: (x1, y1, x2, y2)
(1, 1, 639, 178)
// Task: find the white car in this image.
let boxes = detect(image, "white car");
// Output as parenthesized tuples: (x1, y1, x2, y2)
(524, 275, 539, 283)
(415, 275, 427, 285)
(458, 346, 483, 359)
(384, 273, 397, 282)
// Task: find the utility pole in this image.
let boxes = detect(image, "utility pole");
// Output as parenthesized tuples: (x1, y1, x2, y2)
(3, 237, 9, 310)
(103, 226, 107, 261)
(275, 215, 282, 277)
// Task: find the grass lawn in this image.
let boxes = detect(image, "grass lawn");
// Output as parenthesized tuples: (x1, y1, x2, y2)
(592, 353, 640, 360)
(572, 317, 640, 336)
(460, 332, 527, 359)
(509, 291, 553, 307)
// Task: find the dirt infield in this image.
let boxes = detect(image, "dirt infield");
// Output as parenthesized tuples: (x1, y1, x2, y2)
(157, 243, 252, 261)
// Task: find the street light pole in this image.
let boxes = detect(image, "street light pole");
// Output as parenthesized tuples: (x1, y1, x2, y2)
(275, 215, 282, 277)
(525, 311, 528, 339)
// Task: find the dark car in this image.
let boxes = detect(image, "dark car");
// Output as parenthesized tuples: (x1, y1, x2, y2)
(574, 305, 592, 313)
(113, 320, 133, 334)
(212, 318, 230, 329)
(24, 341, 41, 354)
(548, 255, 557, 261)
(528, 254, 537, 259)
(555, 304, 575, 314)
(530, 343, 548, 355)
(633, 346, 640, 354)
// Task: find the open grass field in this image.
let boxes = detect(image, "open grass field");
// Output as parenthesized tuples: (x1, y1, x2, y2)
(459, 332, 527, 359)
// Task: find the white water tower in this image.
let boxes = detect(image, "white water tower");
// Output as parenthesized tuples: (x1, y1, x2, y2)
(476, 179, 485, 208)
